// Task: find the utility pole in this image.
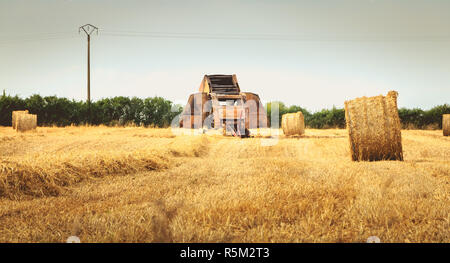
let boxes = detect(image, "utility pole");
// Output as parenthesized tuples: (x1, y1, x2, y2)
(79, 24, 98, 124)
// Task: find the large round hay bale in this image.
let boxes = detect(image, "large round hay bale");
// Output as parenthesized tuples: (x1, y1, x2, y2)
(16, 113, 37, 132)
(12, 110, 29, 130)
(344, 91, 403, 161)
(281, 111, 305, 136)
(443, 114, 450, 136)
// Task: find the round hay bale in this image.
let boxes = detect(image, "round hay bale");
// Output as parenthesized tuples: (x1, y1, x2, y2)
(344, 91, 403, 161)
(281, 111, 305, 136)
(16, 113, 37, 132)
(12, 110, 29, 130)
(443, 114, 450, 136)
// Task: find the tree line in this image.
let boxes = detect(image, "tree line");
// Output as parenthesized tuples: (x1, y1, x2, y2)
(0, 94, 183, 127)
(1, 93, 448, 129)
(266, 101, 450, 129)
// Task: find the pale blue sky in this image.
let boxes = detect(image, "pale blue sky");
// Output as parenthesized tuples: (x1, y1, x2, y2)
(0, 0, 449, 111)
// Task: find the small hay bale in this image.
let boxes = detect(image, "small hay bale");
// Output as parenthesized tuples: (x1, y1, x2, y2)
(281, 111, 305, 136)
(12, 110, 29, 130)
(16, 113, 37, 132)
(344, 91, 403, 161)
(443, 114, 450, 136)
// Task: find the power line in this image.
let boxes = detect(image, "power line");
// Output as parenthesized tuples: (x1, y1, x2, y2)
(100, 33, 450, 42)
(99, 29, 450, 42)
(0, 31, 77, 42)
(0, 31, 76, 39)
(0, 35, 77, 46)
(1, 29, 449, 45)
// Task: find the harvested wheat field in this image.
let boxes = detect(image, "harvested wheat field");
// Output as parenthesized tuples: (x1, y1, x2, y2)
(0, 126, 449, 243)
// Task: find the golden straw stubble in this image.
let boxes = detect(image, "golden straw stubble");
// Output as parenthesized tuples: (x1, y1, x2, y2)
(344, 91, 403, 161)
(282, 111, 305, 136)
(443, 114, 450, 136)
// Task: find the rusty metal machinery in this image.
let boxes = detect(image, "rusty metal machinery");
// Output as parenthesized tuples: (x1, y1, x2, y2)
(180, 74, 268, 137)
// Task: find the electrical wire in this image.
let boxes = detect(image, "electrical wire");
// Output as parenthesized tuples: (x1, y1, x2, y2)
(1, 29, 449, 46)
(99, 29, 450, 42)
(0, 32, 78, 46)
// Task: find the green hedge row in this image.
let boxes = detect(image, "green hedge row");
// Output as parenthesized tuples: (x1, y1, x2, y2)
(1, 94, 448, 129)
(0, 94, 183, 127)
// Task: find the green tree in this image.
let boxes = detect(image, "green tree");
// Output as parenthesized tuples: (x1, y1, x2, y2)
(0, 94, 26, 126)
(0, 93, 448, 129)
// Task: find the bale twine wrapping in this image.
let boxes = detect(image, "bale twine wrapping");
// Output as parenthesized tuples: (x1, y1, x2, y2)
(344, 91, 403, 161)
(12, 110, 29, 129)
(16, 113, 37, 132)
(281, 111, 305, 136)
(443, 114, 450, 136)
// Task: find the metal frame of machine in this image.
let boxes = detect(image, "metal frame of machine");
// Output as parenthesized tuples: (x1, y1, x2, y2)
(180, 74, 268, 137)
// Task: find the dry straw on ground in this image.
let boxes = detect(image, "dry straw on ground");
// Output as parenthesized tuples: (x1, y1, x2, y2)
(443, 114, 450, 136)
(0, 127, 448, 242)
(282, 111, 305, 136)
(11, 110, 28, 130)
(344, 91, 403, 161)
(0, 130, 207, 199)
(16, 113, 37, 132)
